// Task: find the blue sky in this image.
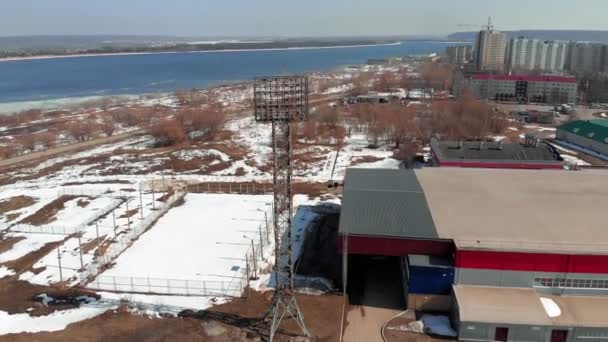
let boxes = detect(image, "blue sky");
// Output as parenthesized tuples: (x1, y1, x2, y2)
(2, 0, 608, 37)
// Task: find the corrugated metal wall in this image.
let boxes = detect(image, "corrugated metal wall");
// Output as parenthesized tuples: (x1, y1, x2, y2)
(458, 322, 608, 342)
(455, 268, 608, 296)
(557, 130, 608, 156)
(456, 250, 608, 274)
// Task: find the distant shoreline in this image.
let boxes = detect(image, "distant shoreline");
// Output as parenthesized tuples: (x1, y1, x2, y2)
(0, 42, 403, 63)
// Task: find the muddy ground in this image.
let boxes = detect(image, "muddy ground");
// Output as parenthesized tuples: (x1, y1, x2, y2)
(1, 291, 344, 342)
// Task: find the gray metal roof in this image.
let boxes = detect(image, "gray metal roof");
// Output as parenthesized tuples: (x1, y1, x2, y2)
(338, 168, 438, 239)
(431, 138, 562, 164)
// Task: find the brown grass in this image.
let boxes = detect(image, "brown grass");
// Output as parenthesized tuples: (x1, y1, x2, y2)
(0, 195, 37, 215)
(156, 189, 175, 202)
(0, 278, 98, 316)
(350, 155, 384, 166)
(20, 195, 80, 226)
(6, 213, 22, 222)
(0, 236, 26, 255)
(119, 208, 139, 219)
(203, 142, 249, 161)
(77, 197, 93, 208)
(2, 235, 72, 275)
(81, 236, 107, 255)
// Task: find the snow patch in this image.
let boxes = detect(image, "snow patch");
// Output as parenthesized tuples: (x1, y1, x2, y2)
(540, 297, 561, 318)
(560, 154, 591, 166)
(0, 266, 15, 279)
(0, 306, 113, 335)
(0, 233, 65, 263)
(421, 315, 457, 337)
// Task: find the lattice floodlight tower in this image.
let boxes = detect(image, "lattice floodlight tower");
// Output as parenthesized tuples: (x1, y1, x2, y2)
(253, 75, 310, 341)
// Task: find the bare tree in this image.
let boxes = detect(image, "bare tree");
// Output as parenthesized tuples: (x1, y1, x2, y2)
(0, 146, 16, 159)
(376, 72, 398, 92)
(349, 72, 372, 97)
(18, 134, 37, 152)
(148, 118, 188, 146)
(37, 132, 57, 149)
(101, 118, 116, 137)
(65, 122, 94, 142)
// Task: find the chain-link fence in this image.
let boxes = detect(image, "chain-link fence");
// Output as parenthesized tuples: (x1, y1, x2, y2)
(10, 198, 124, 235)
(84, 195, 274, 298)
(88, 275, 247, 298)
(185, 182, 272, 195)
(82, 191, 186, 283)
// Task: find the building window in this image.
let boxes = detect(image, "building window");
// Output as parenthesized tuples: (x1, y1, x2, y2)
(535, 277, 608, 289)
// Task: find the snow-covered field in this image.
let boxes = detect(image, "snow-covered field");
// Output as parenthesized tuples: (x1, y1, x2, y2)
(91, 194, 273, 296)
(0, 180, 171, 286)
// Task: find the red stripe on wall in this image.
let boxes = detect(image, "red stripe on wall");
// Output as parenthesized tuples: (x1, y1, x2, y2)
(338, 234, 453, 257)
(456, 250, 608, 274)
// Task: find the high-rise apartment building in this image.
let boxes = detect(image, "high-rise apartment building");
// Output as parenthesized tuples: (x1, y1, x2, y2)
(505, 38, 569, 72)
(446, 45, 473, 64)
(474, 20, 507, 71)
(566, 42, 608, 75)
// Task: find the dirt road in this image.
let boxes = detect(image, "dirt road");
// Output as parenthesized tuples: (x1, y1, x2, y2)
(0, 95, 339, 171)
(0, 130, 146, 170)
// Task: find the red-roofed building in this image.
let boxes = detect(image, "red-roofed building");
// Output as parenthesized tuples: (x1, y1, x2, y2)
(468, 73, 578, 104)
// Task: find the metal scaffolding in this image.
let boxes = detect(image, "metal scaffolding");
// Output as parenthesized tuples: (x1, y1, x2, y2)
(253, 75, 310, 341)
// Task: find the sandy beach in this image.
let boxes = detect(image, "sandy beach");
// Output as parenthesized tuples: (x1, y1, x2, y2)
(0, 42, 402, 63)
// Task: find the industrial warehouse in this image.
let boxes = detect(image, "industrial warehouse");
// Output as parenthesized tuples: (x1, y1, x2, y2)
(339, 168, 608, 342)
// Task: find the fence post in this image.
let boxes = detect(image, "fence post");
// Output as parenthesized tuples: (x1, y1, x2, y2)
(251, 240, 258, 279)
(186, 280, 190, 296)
(240, 184, 242, 193)
(167, 279, 171, 295)
(126, 198, 131, 230)
(130, 277, 134, 292)
(151, 188, 156, 210)
(113, 276, 117, 291)
(112, 210, 117, 238)
(207, 183, 210, 192)
(203, 280, 207, 295)
(139, 189, 144, 220)
(57, 248, 63, 287)
(259, 226, 264, 260)
(230, 183, 232, 193)
(147, 277, 151, 292)
(246, 254, 250, 281)
(78, 235, 84, 271)
(264, 212, 270, 242)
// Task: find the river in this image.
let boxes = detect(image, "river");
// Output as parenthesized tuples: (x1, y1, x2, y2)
(0, 41, 454, 106)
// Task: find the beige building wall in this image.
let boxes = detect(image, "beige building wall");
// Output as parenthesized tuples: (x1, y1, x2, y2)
(475, 29, 507, 71)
